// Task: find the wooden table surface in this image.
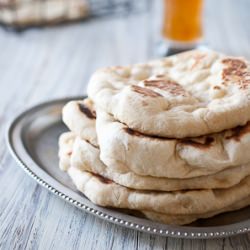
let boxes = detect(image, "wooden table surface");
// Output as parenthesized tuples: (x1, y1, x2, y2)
(1, 0, 250, 249)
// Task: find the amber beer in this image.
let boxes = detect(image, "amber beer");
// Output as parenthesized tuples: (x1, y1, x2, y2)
(162, 0, 203, 44)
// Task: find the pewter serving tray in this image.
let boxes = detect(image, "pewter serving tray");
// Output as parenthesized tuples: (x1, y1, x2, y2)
(6, 97, 250, 239)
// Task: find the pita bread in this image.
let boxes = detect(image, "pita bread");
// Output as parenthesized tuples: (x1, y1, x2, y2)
(142, 195, 250, 225)
(67, 166, 250, 215)
(68, 167, 250, 225)
(68, 134, 250, 191)
(87, 50, 250, 138)
(96, 108, 250, 178)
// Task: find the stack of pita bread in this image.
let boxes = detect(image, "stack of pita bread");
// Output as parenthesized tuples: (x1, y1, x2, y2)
(59, 50, 250, 225)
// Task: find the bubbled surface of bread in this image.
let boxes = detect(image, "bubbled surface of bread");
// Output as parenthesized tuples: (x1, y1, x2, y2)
(87, 50, 250, 138)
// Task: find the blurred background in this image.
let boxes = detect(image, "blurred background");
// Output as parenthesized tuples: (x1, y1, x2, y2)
(0, 0, 250, 105)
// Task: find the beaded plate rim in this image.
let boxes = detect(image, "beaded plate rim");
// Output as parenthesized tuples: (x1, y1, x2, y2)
(6, 96, 250, 239)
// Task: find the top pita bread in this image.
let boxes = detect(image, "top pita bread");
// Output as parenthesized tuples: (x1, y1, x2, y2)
(87, 50, 250, 138)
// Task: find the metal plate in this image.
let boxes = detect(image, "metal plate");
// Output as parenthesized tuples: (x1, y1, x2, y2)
(6, 97, 250, 239)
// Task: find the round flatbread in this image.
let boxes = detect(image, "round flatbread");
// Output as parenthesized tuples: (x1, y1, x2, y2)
(67, 166, 250, 215)
(142, 195, 250, 225)
(96, 109, 250, 178)
(87, 50, 250, 138)
(70, 134, 250, 191)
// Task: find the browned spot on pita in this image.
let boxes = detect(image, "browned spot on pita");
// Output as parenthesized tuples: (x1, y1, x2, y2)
(222, 58, 250, 89)
(78, 103, 96, 119)
(222, 58, 247, 70)
(92, 172, 113, 184)
(131, 85, 162, 97)
(85, 139, 99, 149)
(180, 137, 214, 149)
(213, 86, 221, 90)
(123, 127, 168, 141)
(144, 79, 186, 96)
(124, 127, 144, 137)
(67, 152, 72, 156)
(226, 122, 250, 141)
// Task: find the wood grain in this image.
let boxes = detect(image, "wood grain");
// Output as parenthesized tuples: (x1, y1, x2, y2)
(0, 0, 250, 249)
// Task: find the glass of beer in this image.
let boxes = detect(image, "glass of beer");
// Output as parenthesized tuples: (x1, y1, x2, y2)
(162, 0, 204, 55)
